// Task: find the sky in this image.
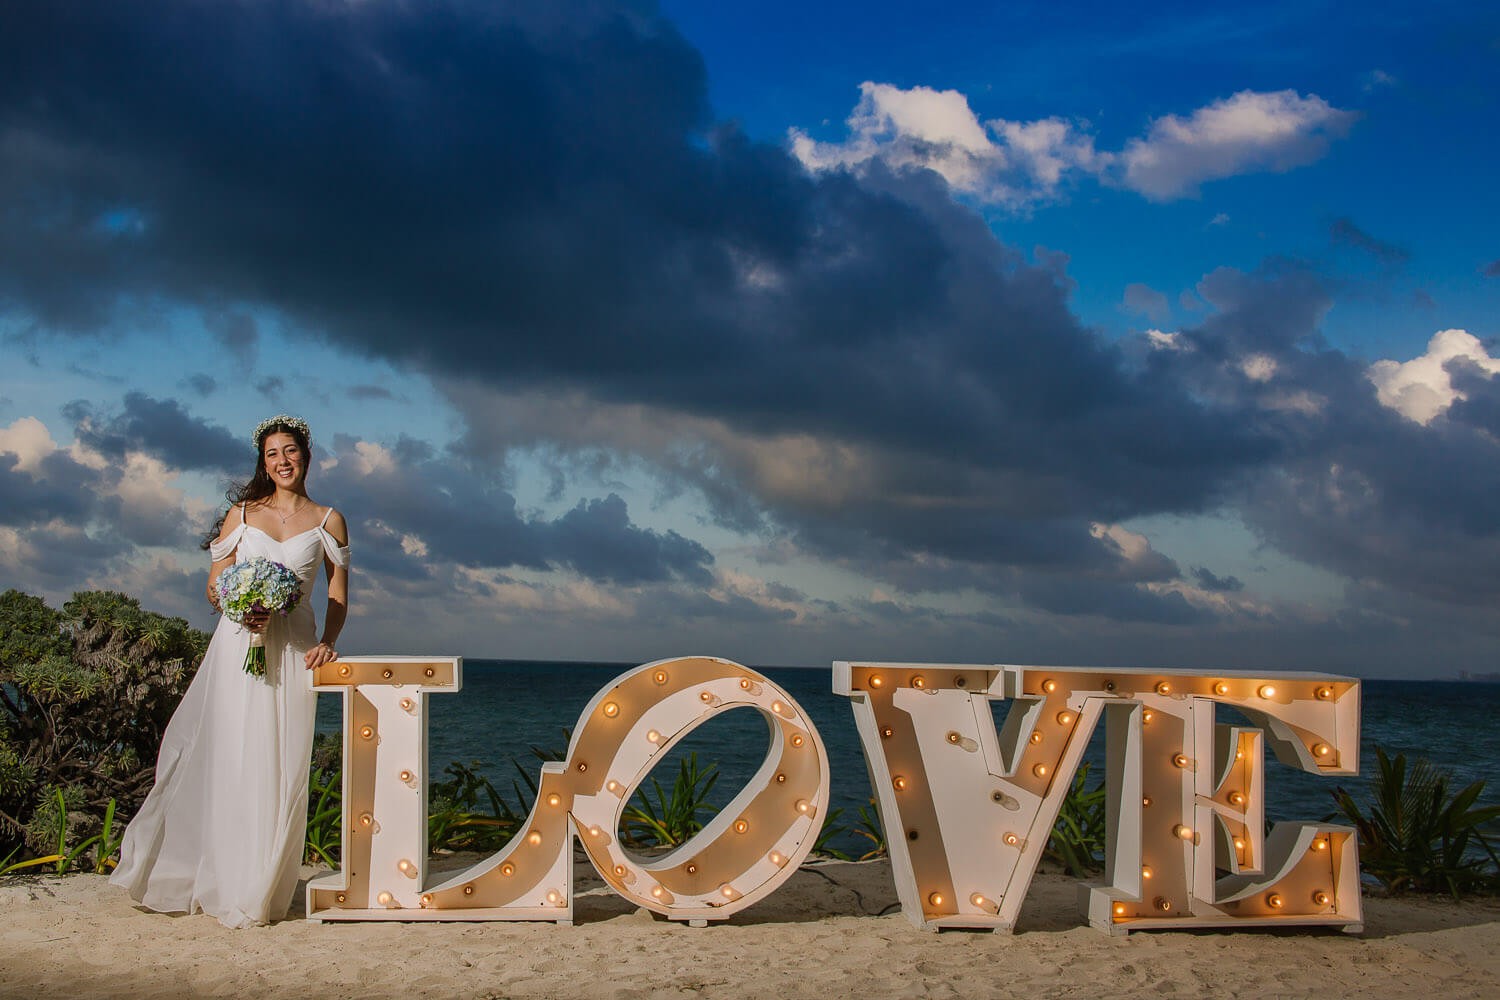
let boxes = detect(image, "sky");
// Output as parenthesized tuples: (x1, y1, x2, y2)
(1, 0, 1497, 677)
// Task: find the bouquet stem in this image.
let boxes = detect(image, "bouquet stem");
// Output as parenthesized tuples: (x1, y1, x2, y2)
(244, 634, 267, 677)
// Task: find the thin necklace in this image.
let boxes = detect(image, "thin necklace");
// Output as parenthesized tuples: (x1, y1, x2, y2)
(274, 496, 307, 524)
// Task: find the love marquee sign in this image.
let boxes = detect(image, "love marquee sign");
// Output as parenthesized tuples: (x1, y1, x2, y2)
(307, 655, 1362, 934)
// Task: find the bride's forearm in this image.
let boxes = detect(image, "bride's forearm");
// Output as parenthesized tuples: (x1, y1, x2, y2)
(319, 598, 346, 647)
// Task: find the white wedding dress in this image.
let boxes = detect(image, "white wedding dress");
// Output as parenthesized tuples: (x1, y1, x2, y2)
(110, 508, 350, 928)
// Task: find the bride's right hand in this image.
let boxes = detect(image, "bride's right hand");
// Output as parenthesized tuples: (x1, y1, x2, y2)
(243, 610, 269, 634)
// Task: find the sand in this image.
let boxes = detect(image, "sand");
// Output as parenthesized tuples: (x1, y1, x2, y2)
(3, 857, 1499, 999)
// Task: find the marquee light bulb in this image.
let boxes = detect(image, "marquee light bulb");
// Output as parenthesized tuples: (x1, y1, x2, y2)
(734, 819, 749, 834)
(1313, 838, 1328, 852)
(423, 667, 435, 678)
(881, 727, 894, 739)
(547, 793, 562, 807)
(420, 894, 432, 908)
(893, 776, 908, 791)
(1112, 902, 1127, 917)
(463, 885, 474, 896)
(653, 670, 668, 684)
(1029, 732, 1043, 745)
(501, 863, 515, 877)
(869, 674, 884, 688)
(795, 799, 812, 814)
(1316, 686, 1333, 700)
(699, 691, 714, 703)
(1174, 824, 1193, 840)
(647, 730, 662, 744)
(613, 864, 626, 877)
(1234, 838, 1246, 850)
(399, 697, 415, 712)
(546, 889, 563, 905)
(1313, 891, 1330, 906)
(606, 780, 622, 793)
(397, 858, 415, 877)
(1156, 681, 1171, 696)
(1142, 710, 1154, 724)
(769, 852, 786, 866)
(527, 831, 542, 846)
(1142, 866, 1153, 879)
(1142, 796, 1152, 807)
(1213, 682, 1229, 696)
(1267, 893, 1283, 909)
(602, 702, 620, 718)
(358, 812, 373, 827)
(1056, 711, 1073, 725)
(376, 891, 393, 906)
(928, 892, 944, 907)
(1312, 743, 1332, 758)
(1041, 679, 1057, 693)
(1003, 832, 1019, 846)
(685, 864, 697, 874)
(911, 675, 926, 689)
(588, 825, 601, 837)
(398, 769, 414, 784)
(1229, 791, 1245, 806)
(359, 726, 374, 740)
(1258, 684, 1277, 699)
(946, 731, 961, 744)
(1154, 897, 1172, 912)
(652, 887, 664, 898)
(720, 884, 736, 898)
(970, 893, 987, 908)
(1172, 753, 1190, 768)
(739, 678, 752, 690)
(338, 664, 351, 677)
(791, 734, 805, 747)
(771, 701, 784, 713)
(1032, 763, 1049, 778)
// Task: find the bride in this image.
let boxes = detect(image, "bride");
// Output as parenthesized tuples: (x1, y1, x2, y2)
(110, 414, 350, 928)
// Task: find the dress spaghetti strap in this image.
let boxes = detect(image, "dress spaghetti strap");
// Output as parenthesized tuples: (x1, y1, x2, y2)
(318, 506, 333, 528)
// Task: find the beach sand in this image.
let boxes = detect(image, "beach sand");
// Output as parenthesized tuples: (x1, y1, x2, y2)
(3, 857, 1499, 999)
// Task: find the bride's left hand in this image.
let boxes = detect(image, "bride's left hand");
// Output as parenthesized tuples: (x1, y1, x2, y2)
(304, 642, 339, 670)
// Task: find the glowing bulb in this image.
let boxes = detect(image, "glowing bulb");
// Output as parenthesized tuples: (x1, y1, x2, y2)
(613, 865, 626, 877)
(1258, 684, 1277, 699)
(501, 863, 515, 876)
(1032, 763, 1048, 778)
(1174, 824, 1193, 840)
(653, 670, 668, 684)
(1142, 796, 1152, 807)
(576, 761, 587, 773)
(927, 892, 944, 907)
(769, 852, 786, 866)
(423, 667, 435, 678)
(1316, 686, 1333, 700)
(398, 697, 414, 712)
(398, 769, 413, 783)
(1041, 679, 1057, 693)
(382, 669, 393, 679)
(795, 799, 812, 814)
(396, 858, 415, 877)
(587, 825, 601, 838)
(358, 812, 373, 827)
(1172, 753, 1190, 768)
(739, 678, 752, 690)
(1313, 890, 1330, 906)
(338, 665, 351, 677)
(699, 691, 713, 702)
(685, 864, 697, 874)
(734, 819, 749, 834)
(546, 889, 563, 905)
(652, 887, 664, 898)
(1312, 743, 1332, 758)
(720, 884, 736, 898)
(335, 893, 347, 904)
(1236, 748, 1244, 760)
(646, 729, 662, 744)
(1154, 897, 1172, 912)
(1156, 681, 1171, 696)
(946, 731, 961, 744)
(775, 772, 786, 783)
(1056, 711, 1073, 725)
(1229, 791, 1246, 806)
(546, 793, 561, 807)
(869, 674, 884, 688)
(1234, 838, 1246, 850)
(376, 891, 394, 906)
(602, 702, 620, 718)
(359, 726, 374, 740)
(1142, 866, 1153, 879)
(1267, 893, 1283, 909)
(880, 727, 894, 739)
(606, 780, 621, 794)
(527, 831, 542, 846)
(1213, 682, 1229, 696)
(771, 701, 784, 713)
(970, 893, 988, 908)
(893, 776, 908, 791)
(1003, 832, 1019, 846)
(463, 885, 474, 896)
(420, 893, 433, 908)
(1029, 732, 1043, 745)
(1313, 838, 1329, 852)
(1142, 710, 1154, 724)
(911, 675, 926, 689)
(791, 734, 804, 747)
(1113, 902, 1127, 917)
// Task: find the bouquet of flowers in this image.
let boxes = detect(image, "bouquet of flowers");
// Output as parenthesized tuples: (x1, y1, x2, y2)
(216, 556, 303, 677)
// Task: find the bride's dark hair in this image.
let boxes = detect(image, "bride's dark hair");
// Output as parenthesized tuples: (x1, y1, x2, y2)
(200, 419, 314, 550)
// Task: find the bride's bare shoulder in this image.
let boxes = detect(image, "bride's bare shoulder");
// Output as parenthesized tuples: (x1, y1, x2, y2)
(321, 506, 349, 546)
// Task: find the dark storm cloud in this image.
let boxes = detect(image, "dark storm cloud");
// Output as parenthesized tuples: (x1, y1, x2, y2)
(317, 435, 712, 585)
(1329, 216, 1409, 264)
(1192, 567, 1244, 593)
(64, 392, 245, 474)
(3, 0, 1497, 636)
(0, 451, 94, 526)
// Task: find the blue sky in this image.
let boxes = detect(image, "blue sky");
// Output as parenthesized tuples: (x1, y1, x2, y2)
(1, 0, 1497, 676)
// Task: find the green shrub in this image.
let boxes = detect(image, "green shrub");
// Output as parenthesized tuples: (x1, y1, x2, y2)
(1331, 746, 1500, 899)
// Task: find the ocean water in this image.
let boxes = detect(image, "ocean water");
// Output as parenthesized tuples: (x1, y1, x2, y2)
(315, 661, 1500, 853)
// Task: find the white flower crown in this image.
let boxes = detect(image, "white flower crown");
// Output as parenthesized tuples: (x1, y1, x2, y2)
(252, 414, 312, 449)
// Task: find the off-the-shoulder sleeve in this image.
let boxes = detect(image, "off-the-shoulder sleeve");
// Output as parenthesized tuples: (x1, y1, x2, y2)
(318, 528, 351, 568)
(208, 523, 246, 562)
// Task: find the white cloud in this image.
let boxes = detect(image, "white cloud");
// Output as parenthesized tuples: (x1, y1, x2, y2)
(794, 85, 1353, 208)
(1118, 89, 1356, 200)
(1369, 329, 1500, 425)
(0, 416, 58, 474)
(790, 82, 1097, 208)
